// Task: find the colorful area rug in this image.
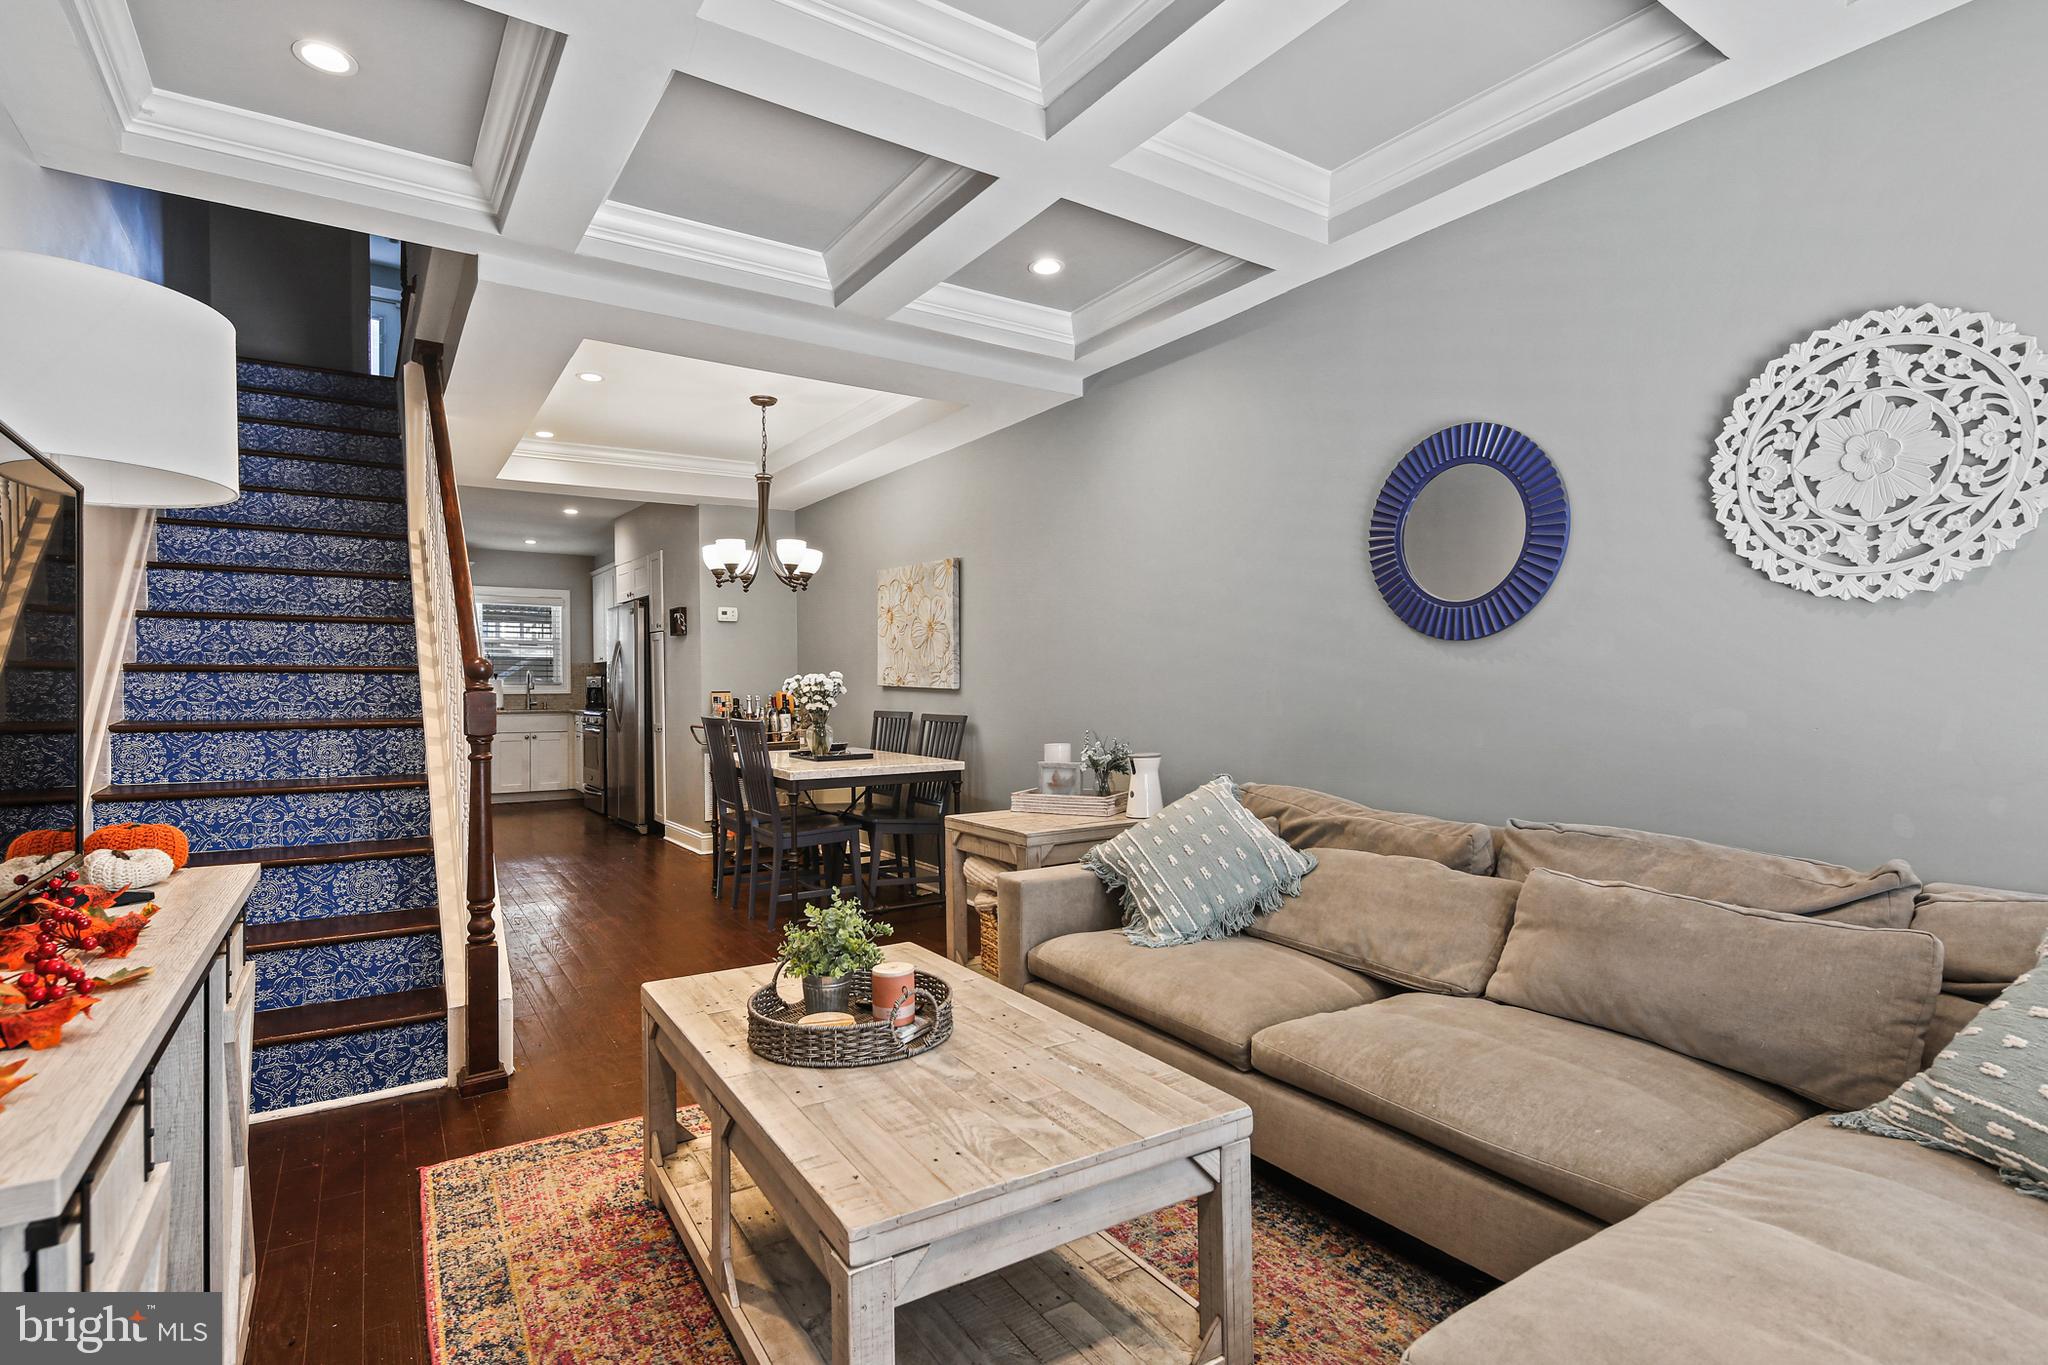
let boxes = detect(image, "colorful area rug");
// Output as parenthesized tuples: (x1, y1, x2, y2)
(422, 1109, 1475, 1363)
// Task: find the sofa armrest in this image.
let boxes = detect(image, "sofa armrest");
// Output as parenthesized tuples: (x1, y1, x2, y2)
(997, 865, 1120, 991)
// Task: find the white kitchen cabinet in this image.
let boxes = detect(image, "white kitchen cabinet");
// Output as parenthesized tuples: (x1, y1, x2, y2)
(614, 554, 650, 603)
(592, 565, 616, 663)
(492, 712, 576, 797)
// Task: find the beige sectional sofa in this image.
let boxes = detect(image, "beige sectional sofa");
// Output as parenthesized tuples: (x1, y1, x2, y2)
(995, 784, 2048, 1363)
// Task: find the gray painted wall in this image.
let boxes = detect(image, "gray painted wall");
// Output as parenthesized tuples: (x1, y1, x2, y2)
(0, 109, 161, 280)
(468, 546, 598, 672)
(797, 0, 2048, 891)
(698, 504, 802, 707)
(164, 199, 368, 371)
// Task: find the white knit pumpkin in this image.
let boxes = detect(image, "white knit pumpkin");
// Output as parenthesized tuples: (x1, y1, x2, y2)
(82, 845, 174, 890)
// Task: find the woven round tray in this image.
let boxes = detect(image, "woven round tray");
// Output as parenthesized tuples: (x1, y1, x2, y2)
(747, 961, 953, 1068)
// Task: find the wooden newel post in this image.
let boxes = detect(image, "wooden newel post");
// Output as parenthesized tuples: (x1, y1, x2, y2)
(457, 668, 506, 1095)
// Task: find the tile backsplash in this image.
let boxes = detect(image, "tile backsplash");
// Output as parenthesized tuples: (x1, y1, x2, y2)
(495, 662, 602, 712)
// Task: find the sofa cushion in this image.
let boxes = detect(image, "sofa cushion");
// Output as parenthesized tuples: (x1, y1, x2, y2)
(1923, 990, 1986, 1069)
(1494, 819, 1918, 926)
(1403, 1116, 2048, 1365)
(1833, 930, 2048, 1200)
(1081, 777, 1318, 947)
(1246, 848, 1517, 995)
(1912, 881, 2048, 998)
(1251, 994, 1815, 1223)
(1027, 930, 1391, 1070)
(1240, 784, 1494, 875)
(1487, 871, 1941, 1109)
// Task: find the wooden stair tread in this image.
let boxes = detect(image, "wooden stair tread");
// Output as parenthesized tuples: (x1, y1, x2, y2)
(240, 354, 392, 382)
(147, 559, 408, 581)
(239, 445, 400, 471)
(111, 717, 422, 732)
(245, 906, 438, 952)
(188, 836, 433, 869)
(137, 609, 413, 625)
(236, 483, 402, 504)
(96, 774, 427, 801)
(237, 412, 400, 439)
(238, 382, 395, 413)
(124, 661, 416, 673)
(155, 516, 406, 543)
(253, 988, 444, 1047)
(0, 788, 77, 807)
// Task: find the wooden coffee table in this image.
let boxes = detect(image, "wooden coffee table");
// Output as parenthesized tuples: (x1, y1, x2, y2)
(641, 943, 1253, 1365)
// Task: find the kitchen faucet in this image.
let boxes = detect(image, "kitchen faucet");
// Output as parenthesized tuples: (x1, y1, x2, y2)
(524, 673, 537, 710)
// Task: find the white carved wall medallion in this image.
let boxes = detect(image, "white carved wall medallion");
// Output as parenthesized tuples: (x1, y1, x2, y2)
(1710, 305, 2048, 600)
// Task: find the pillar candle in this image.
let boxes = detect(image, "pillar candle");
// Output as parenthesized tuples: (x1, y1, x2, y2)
(1043, 743, 1071, 763)
(869, 960, 917, 1027)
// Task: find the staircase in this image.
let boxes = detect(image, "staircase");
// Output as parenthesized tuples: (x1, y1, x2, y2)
(102, 358, 447, 1115)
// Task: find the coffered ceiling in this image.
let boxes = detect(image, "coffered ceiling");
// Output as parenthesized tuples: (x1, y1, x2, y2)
(0, 0, 1977, 507)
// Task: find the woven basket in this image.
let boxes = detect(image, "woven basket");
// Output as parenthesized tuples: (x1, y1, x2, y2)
(971, 891, 1000, 977)
(747, 960, 953, 1068)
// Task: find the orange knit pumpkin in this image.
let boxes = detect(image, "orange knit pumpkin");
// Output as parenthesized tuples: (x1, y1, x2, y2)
(85, 823, 190, 870)
(5, 829, 75, 859)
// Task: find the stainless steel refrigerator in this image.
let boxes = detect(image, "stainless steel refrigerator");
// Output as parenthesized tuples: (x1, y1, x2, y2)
(604, 597, 654, 834)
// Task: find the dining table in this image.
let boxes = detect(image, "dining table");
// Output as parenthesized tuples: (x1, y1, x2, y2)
(767, 746, 964, 796)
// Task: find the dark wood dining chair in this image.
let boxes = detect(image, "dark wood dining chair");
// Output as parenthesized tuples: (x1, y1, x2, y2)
(703, 715, 752, 910)
(732, 718, 861, 926)
(858, 713, 966, 907)
(871, 709, 912, 753)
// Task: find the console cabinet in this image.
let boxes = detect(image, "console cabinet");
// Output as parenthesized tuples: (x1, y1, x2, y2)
(0, 863, 259, 1360)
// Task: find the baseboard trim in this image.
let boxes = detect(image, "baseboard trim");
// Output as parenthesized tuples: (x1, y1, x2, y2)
(490, 789, 583, 805)
(249, 1075, 448, 1123)
(664, 821, 711, 855)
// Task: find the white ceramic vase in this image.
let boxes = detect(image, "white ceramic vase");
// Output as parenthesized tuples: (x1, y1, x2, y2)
(1126, 753, 1163, 819)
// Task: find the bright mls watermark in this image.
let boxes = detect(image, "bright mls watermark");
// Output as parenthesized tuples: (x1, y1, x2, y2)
(3, 1294, 220, 1362)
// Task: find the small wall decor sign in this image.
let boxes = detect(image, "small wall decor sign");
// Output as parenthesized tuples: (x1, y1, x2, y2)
(1710, 304, 2048, 600)
(668, 607, 688, 637)
(877, 558, 960, 689)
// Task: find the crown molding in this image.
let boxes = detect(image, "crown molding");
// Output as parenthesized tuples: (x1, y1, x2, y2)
(510, 437, 756, 479)
(760, 0, 1040, 102)
(63, 0, 552, 223)
(1125, 112, 1331, 221)
(1071, 242, 1244, 341)
(822, 156, 985, 284)
(1036, 0, 1178, 105)
(1327, 5, 1708, 217)
(583, 201, 834, 292)
(902, 282, 1076, 355)
(473, 20, 562, 217)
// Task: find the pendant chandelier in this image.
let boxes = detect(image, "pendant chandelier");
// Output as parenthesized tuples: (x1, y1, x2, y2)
(700, 394, 823, 591)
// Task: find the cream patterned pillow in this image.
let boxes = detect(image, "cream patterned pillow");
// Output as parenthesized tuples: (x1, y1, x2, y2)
(1833, 930, 2048, 1200)
(1082, 777, 1317, 948)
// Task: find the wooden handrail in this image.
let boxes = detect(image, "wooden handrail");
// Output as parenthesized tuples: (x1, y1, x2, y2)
(412, 340, 507, 1097)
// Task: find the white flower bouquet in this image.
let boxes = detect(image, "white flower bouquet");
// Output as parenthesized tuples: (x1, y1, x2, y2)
(782, 671, 848, 754)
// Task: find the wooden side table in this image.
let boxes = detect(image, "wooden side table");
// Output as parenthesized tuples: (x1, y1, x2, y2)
(943, 809, 1135, 968)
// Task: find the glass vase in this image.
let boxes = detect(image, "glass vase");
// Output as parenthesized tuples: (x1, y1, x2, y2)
(805, 718, 834, 757)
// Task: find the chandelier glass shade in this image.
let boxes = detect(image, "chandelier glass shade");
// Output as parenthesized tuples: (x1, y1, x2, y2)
(700, 394, 822, 591)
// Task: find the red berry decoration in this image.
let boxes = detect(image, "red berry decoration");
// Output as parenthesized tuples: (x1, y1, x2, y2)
(79, 936, 98, 951)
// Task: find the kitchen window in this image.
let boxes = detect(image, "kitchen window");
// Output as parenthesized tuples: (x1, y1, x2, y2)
(475, 586, 571, 693)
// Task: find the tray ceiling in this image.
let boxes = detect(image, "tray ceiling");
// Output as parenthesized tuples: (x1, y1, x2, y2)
(0, 0, 1981, 507)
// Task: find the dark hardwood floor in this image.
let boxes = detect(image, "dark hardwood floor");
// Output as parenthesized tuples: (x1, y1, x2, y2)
(244, 799, 947, 1365)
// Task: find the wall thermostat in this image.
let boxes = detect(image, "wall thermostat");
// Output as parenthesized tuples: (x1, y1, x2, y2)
(716, 605, 740, 623)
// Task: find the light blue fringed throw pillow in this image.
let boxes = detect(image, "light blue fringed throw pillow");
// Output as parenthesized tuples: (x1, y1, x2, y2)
(1832, 930, 2048, 1200)
(1082, 776, 1318, 948)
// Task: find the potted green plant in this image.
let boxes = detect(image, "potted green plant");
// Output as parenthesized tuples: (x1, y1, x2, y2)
(776, 891, 893, 1015)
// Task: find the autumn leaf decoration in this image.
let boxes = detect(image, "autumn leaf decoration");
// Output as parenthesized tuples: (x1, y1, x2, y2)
(0, 995, 94, 1050)
(0, 1059, 31, 1112)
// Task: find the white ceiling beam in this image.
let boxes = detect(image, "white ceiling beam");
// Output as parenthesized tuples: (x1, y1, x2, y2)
(493, 24, 685, 248)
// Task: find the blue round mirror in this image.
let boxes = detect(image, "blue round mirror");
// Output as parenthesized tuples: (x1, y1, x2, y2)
(1369, 422, 1569, 640)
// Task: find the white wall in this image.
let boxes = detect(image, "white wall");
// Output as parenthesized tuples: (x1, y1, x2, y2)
(0, 108, 160, 279)
(797, 0, 2048, 891)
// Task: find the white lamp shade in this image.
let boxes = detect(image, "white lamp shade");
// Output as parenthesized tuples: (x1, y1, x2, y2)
(713, 537, 748, 567)
(700, 544, 725, 570)
(775, 537, 807, 566)
(796, 546, 823, 574)
(0, 251, 238, 507)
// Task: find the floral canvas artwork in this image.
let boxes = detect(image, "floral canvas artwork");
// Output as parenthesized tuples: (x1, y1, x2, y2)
(877, 558, 960, 689)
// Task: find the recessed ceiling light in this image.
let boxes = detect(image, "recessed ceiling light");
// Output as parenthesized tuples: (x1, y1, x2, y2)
(577, 372, 604, 383)
(1029, 256, 1064, 276)
(533, 430, 554, 439)
(291, 39, 357, 75)
(563, 507, 580, 516)
(524, 538, 537, 546)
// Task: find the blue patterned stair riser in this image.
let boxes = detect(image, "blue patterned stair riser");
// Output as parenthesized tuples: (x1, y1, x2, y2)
(96, 786, 431, 852)
(135, 617, 415, 667)
(147, 567, 410, 616)
(254, 936, 442, 1010)
(238, 390, 400, 434)
(245, 853, 437, 925)
(250, 1019, 446, 1114)
(162, 490, 405, 536)
(123, 669, 421, 722)
(4, 668, 77, 719)
(112, 726, 426, 784)
(21, 609, 76, 658)
(0, 802, 72, 851)
(239, 420, 400, 464)
(0, 733, 77, 791)
(155, 524, 408, 574)
(236, 361, 395, 405)
(238, 453, 404, 497)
